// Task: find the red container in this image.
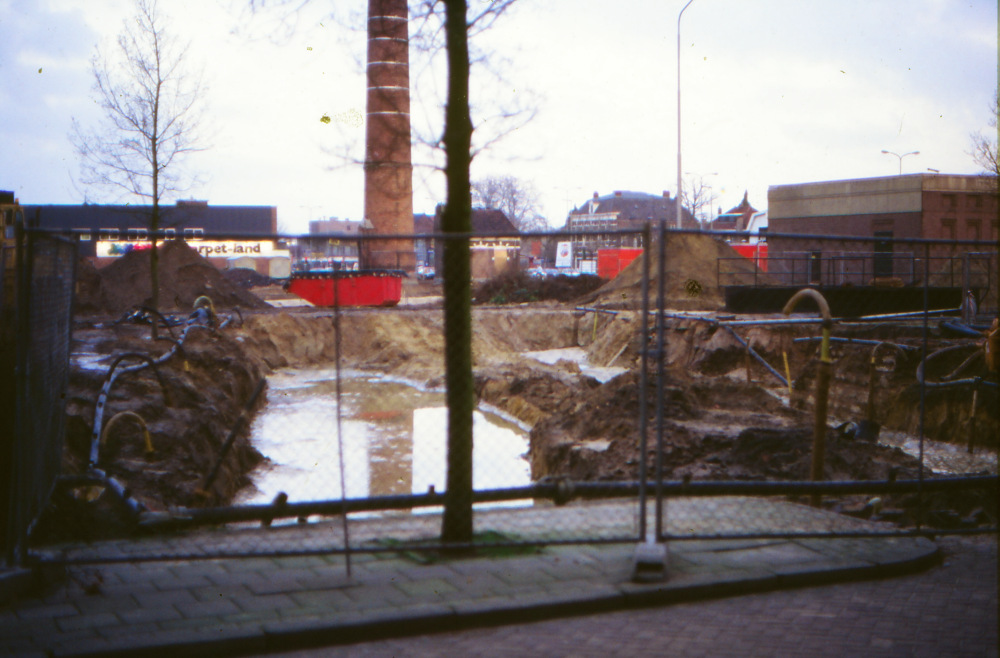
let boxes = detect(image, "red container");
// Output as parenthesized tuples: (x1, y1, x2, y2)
(286, 270, 404, 307)
(597, 248, 643, 279)
(730, 244, 768, 272)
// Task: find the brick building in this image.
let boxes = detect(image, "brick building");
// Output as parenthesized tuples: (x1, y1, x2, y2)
(766, 174, 998, 285)
(19, 200, 278, 268)
(564, 190, 697, 255)
(710, 191, 758, 235)
(432, 207, 520, 279)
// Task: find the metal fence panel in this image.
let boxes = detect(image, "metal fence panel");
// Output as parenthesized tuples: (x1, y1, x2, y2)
(14, 227, 997, 567)
(8, 233, 77, 564)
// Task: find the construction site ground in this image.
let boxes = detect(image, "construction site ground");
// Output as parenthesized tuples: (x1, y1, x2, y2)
(2, 236, 997, 655)
(1, 500, 944, 658)
(38, 238, 997, 543)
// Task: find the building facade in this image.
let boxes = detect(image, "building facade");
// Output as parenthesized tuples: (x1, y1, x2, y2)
(19, 200, 278, 267)
(564, 190, 697, 256)
(767, 174, 998, 287)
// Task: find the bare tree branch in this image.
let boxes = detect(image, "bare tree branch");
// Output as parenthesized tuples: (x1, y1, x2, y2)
(69, 0, 209, 332)
(968, 89, 999, 179)
(680, 174, 720, 228)
(471, 174, 545, 230)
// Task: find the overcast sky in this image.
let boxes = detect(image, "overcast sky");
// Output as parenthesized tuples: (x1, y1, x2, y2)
(1, 0, 996, 233)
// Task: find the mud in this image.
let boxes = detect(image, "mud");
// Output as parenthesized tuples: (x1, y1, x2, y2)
(47, 255, 997, 541)
(474, 271, 605, 305)
(579, 233, 770, 311)
(34, 320, 269, 543)
(76, 240, 268, 316)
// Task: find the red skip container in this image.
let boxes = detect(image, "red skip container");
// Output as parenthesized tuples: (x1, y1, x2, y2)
(285, 270, 405, 307)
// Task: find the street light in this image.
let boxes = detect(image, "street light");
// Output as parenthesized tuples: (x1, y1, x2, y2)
(880, 150, 919, 175)
(676, 0, 697, 229)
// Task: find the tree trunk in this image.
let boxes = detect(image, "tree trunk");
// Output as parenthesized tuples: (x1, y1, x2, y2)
(439, 0, 474, 545)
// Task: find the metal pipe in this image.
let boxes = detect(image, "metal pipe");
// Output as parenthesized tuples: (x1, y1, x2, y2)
(574, 307, 619, 316)
(783, 288, 833, 508)
(195, 379, 267, 500)
(866, 343, 906, 424)
(720, 325, 788, 387)
(134, 476, 998, 531)
(100, 411, 154, 459)
(794, 336, 919, 351)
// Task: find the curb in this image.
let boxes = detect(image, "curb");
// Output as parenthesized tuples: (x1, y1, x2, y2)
(0, 568, 35, 607)
(51, 540, 941, 658)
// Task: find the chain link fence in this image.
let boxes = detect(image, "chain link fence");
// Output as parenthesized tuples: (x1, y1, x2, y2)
(5, 231, 77, 564)
(8, 226, 997, 567)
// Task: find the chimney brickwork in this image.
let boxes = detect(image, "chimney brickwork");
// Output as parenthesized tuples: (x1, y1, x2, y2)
(364, 0, 415, 271)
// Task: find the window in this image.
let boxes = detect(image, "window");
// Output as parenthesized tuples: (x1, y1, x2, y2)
(967, 220, 981, 241)
(127, 228, 148, 241)
(968, 195, 984, 208)
(183, 227, 204, 239)
(80, 232, 91, 241)
(942, 194, 958, 208)
(941, 218, 956, 241)
(164, 228, 176, 239)
(2, 210, 11, 225)
(99, 228, 120, 241)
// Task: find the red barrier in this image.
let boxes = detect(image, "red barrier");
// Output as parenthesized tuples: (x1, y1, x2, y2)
(597, 248, 643, 279)
(286, 271, 403, 307)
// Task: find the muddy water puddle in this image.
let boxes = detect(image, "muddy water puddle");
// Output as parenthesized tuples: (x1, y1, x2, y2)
(523, 347, 627, 382)
(237, 368, 531, 512)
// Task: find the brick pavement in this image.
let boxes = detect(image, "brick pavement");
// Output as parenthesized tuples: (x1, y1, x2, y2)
(271, 535, 997, 658)
(0, 514, 945, 658)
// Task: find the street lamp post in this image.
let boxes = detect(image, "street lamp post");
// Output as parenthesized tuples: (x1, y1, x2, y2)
(677, 0, 696, 229)
(881, 150, 920, 175)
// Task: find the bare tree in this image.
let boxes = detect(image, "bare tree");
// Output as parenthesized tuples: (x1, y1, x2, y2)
(681, 174, 720, 228)
(969, 89, 999, 178)
(71, 0, 207, 334)
(471, 174, 545, 230)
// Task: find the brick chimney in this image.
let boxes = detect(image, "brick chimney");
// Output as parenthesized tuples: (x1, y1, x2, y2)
(363, 0, 415, 271)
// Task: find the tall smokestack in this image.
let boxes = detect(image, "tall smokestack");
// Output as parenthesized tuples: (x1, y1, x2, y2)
(364, 0, 415, 271)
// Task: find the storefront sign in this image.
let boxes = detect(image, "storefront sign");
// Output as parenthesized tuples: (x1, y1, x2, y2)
(555, 241, 573, 268)
(97, 240, 276, 258)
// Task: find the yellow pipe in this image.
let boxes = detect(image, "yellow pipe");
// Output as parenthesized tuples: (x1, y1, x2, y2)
(782, 351, 792, 397)
(783, 288, 833, 508)
(193, 295, 215, 312)
(101, 411, 155, 459)
(592, 311, 598, 342)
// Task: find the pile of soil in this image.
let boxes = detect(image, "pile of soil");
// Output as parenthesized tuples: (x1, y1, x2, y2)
(526, 367, 995, 527)
(222, 267, 277, 290)
(75, 241, 268, 315)
(31, 323, 269, 543)
(578, 233, 767, 311)
(474, 271, 605, 305)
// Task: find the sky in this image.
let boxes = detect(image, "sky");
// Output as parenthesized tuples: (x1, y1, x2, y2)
(0, 0, 996, 233)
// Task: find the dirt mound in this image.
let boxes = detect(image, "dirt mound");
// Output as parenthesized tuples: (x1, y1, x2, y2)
(474, 270, 605, 305)
(579, 233, 766, 310)
(222, 267, 276, 289)
(32, 323, 268, 543)
(77, 241, 268, 315)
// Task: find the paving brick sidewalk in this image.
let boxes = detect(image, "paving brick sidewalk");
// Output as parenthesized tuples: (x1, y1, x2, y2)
(1, 528, 939, 658)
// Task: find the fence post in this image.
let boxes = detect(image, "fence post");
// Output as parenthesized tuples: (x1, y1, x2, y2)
(654, 222, 667, 541)
(9, 225, 32, 565)
(637, 223, 651, 540)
